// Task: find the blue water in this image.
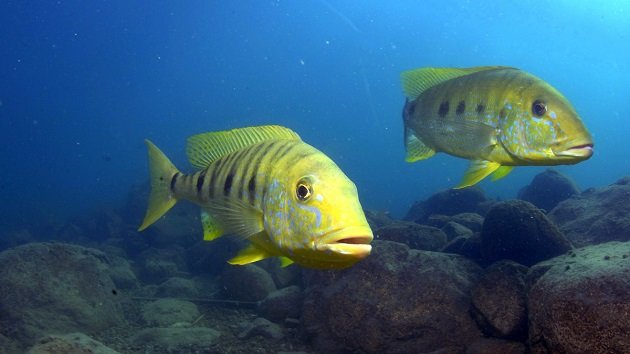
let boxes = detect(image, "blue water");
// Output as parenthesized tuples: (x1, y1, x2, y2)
(1, 0, 628, 227)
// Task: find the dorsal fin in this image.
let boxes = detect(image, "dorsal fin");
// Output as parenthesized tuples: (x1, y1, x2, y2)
(401, 66, 513, 99)
(186, 125, 301, 169)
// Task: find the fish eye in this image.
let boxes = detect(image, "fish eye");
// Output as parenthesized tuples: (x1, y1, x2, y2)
(296, 180, 312, 201)
(532, 100, 547, 117)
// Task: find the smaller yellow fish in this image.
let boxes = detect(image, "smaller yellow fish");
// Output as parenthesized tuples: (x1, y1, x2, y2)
(401, 66, 594, 188)
(138, 125, 373, 269)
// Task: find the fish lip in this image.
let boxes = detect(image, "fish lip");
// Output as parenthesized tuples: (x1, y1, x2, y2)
(554, 143, 594, 158)
(317, 228, 374, 257)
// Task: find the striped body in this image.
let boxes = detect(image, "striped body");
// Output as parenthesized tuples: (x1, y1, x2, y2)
(401, 66, 593, 188)
(138, 125, 373, 269)
(173, 139, 311, 207)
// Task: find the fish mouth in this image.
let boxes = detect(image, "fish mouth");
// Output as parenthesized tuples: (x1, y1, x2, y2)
(554, 143, 594, 158)
(317, 228, 373, 257)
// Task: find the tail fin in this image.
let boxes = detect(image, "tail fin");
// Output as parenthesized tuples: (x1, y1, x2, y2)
(138, 139, 180, 231)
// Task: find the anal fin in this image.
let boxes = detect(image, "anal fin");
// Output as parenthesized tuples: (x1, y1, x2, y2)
(455, 160, 502, 189)
(228, 243, 273, 265)
(491, 166, 514, 181)
(279, 257, 294, 267)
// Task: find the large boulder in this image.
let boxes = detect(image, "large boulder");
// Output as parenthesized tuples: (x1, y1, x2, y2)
(0, 243, 124, 347)
(517, 169, 580, 212)
(481, 200, 572, 266)
(155, 277, 199, 298)
(471, 261, 528, 340)
(548, 177, 630, 247)
(257, 285, 303, 322)
(404, 187, 488, 223)
(442, 233, 482, 263)
(131, 327, 221, 351)
(375, 221, 447, 251)
(302, 240, 483, 353)
(527, 241, 630, 353)
(138, 246, 188, 283)
(221, 264, 277, 302)
(26, 333, 120, 354)
(141, 298, 200, 327)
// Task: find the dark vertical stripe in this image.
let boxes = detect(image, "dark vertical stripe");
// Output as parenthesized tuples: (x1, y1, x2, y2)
(170, 172, 179, 192)
(241, 141, 277, 206)
(208, 155, 230, 199)
(275, 140, 297, 161)
(212, 152, 238, 199)
(247, 174, 257, 205)
(196, 170, 206, 195)
(236, 146, 257, 201)
(224, 173, 234, 196)
(456, 101, 465, 115)
(258, 141, 290, 199)
(438, 101, 449, 117)
(220, 147, 249, 198)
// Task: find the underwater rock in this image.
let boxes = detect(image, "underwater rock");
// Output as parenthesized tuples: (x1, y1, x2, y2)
(106, 255, 138, 290)
(527, 241, 630, 353)
(237, 317, 284, 340)
(0, 243, 123, 346)
(441, 221, 473, 241)
(185, 238, 240, 276)
(138, 246, 188, 283)
(265, 259, 302, 288)
(517, 169, 579, 212)
(481, 200, 572, 266)
(257, 285, 303, 322)
(155, 277, 200, 298)
(450, 213, 484, 232)
(145, 204, 201, 249)
(548, 176, 630, 247)
(404, 187, 488, 223)
(118, 230, 151, 258)
(302, 240, 483, 353)
(375, 221, 447, 251)
(426, 212, 484, 233)
(466, 338, 526, 354)
(221, 264, 277, 302)
(26, 332, 121, 354)
(470, 261, 528, 340)
(364, 209, 394, 230)
(130, 327, 221, 351)
(142, 298, 200, 327)
(441, 233, 482, 263)
(0, 333, 20, 354)
(191, 275, 222, 298)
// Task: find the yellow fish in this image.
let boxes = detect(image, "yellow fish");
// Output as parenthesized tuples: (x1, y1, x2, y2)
(401, 66, 594, 188)
(138, 125, 373, 269)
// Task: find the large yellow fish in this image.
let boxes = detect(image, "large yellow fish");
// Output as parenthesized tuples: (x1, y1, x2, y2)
(138, 125, 373, 269)
(401, 66, 594, 188)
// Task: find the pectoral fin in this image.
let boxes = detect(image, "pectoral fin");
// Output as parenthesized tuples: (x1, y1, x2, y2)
(200, 209, 224, 241)
(405, 128, 435, 162)
(430, 119, 498, 156)
(455, 160, 502, 189)
(205, 198, 264, 240)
